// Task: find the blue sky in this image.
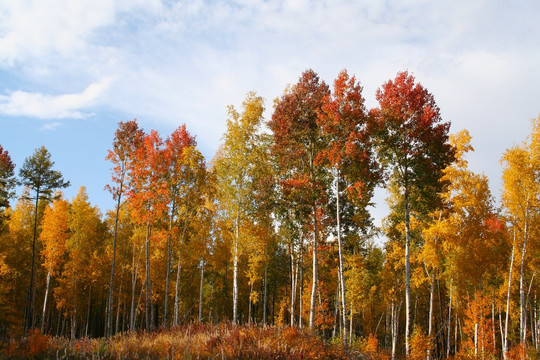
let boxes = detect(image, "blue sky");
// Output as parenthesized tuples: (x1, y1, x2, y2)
(1, 0, 539, 228)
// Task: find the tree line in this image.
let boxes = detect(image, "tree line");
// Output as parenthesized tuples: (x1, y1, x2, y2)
(0, 69, 539, 360)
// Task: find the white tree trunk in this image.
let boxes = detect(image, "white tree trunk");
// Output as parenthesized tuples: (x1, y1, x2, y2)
(107, 179, 123, 337)
(299, 237, 304, 329)
(391, 298, 401, 360)
(174, 214, 189, 326)
(427, 268, 434, 360)
(474, 322, 479, 357)
(504, 243, 515, 359)
(290, 245, 297, 326)
(309, 204, 318, 329)
(41, 267, 52, 332)
(144, 223, 151, 332)
(336, 169, 347, 347)
(164, 207, 174, 328)
(404, 191, 412, 358)
(199, 259, 204, 323)
(173, 250, 182, 326)
(233, 215, 239, 324)
(520, 217, 528, 345)
(263, 252, 268, 325)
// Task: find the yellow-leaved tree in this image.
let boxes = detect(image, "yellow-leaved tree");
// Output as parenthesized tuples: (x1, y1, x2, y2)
(501, 115, 540, 353)
(38, 192, 69, 332)
(213, 91, 266, 324)
(55, 187, 105, 339)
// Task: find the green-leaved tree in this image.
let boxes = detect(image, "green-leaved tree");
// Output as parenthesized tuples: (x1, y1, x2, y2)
(19, 146, 70, 331)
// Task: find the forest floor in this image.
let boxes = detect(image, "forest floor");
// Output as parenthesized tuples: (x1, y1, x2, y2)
(0, 323, 370, 359)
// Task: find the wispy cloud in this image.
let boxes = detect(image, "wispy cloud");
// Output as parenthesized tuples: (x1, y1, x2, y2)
(0, 78, 112, 119)
(40, 122, 62, 131)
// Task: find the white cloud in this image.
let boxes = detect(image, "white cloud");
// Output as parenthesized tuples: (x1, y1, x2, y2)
(1, 0, 539, 220)
(0, 78, 112, 119)
(0, 0, 162, 66)
(40, 122, 62, 131)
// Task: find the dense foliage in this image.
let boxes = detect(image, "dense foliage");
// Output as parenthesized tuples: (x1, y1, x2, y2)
(1, 69, 539, 360)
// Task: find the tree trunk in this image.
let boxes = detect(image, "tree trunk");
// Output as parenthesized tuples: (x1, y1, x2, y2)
(299, 237, 304, 329)
(309, 204, 318, 329)
(520, 217, 528, 346)
(56, 309, 62, 336)
(107, 178, 123, 337)
(71, 311, 77, 340)
(290, 245, 297, 326)
(233, 214, 239, 324)
(492, 295, 497, 356)
(474, 322, 479, 357)
(534, 291, 540, 350)
(437, 277, 445, 356)
(130, 242, 142, 331)
(145, 222, 151, 332)
(455, 309, 459, 355)
(504, 243, 515, 360)
(447, 279, 453, 358)
(115, 281, 122, 333)
(350, 301, 354, 347)
(41, 269, 52, 332)
(85, 286, 92, 337)
(135, 278, 145, 329)
(163, 200, 175, 328)
(164, 229, 171, 328)
(499, 308, 505, 355)
(173, 202, 190, 326)
(531, 291, 540, 350)
(404, 189, 411, 358)
(391, 298, 401, 360)
(336, 169, 347, 347)
(199, 259, 204, 323)
(263, 251, 268, 325)
(333, 280, 340, 338)
(174, 250, 182, 326)
(26, 191, 40, 332)
(248, 281, 254, 325)
(427, 268, 434, 360)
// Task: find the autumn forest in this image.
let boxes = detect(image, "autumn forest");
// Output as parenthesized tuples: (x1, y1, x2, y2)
(0, 69, 539, 359)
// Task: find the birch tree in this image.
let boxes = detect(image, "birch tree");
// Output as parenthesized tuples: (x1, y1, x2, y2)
(318, 69, 381, 344)
(501, 116, 540, 349)
(105, 119, 144, 336)
(270, 70, 331, 328)
(374, 71, 454, 357)
(213, 91, 265, 324)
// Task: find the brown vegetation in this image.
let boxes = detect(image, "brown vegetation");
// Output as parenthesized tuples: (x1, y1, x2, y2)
(0, 323, 368, 359)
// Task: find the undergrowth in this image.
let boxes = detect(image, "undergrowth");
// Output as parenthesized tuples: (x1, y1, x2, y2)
(0, 324, 366, 359)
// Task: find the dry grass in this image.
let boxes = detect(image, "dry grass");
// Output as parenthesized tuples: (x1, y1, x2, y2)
(0, 323, 365, 359)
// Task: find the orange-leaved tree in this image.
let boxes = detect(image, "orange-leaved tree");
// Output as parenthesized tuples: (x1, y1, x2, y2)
(105, 119, 144, 336)
(317, 69, 381, 345)
(38, 193, 69, 332)
(127, 130, 168, 331)
(162, 124, 207, 326)
(270, 70, 331, 329)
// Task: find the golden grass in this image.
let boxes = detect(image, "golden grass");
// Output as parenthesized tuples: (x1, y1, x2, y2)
(0, 323, 365, 359)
